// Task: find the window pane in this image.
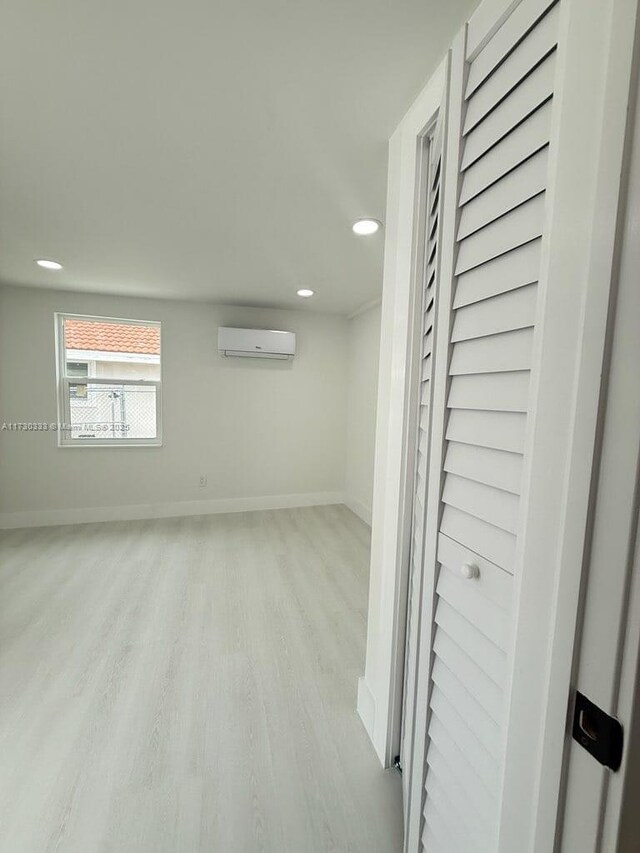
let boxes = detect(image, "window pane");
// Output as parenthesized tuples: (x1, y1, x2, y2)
(63, 317, 160, 381)
(67, 383, 157, 440)
(66, 361, 89, 377)
(67, 362, 89, 398)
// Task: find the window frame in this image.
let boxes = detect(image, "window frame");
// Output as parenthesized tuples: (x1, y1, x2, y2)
(54, 312, 162, 448)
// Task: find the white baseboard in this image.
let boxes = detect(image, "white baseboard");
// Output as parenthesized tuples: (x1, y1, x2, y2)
(345, 495, 372, 526)
(0, 490, 346, 530)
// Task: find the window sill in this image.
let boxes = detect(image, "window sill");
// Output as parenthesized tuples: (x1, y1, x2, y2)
(57, 440, 163, 449)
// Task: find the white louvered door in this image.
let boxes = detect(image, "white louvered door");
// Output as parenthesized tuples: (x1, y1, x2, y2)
(400, 111, 445, 811)
(405, 1, 562, 850)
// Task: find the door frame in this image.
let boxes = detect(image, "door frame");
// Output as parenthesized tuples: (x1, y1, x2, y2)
(497, 0, 640, 848)
(359, 0, 640, 846)
(553, 10, 640, 845)
(398, 103, 445, 809)
(614, 507, 640, 853)
(356, 58, 447, 767)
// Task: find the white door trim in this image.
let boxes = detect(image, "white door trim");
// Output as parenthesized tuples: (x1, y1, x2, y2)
(498, 0, 640, 849)
(402, 27, 466, 850)
(555, 11, 640, 845)
(398, 108, 442, 816)
(357, 58, 446, 766)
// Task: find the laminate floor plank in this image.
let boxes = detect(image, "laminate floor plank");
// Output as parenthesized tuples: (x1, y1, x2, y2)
(0, 505, 402, 853)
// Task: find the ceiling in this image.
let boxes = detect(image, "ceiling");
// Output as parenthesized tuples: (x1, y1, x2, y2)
(0, 0, 477, 315)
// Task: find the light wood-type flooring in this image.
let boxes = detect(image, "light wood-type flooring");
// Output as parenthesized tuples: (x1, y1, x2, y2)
(0, 505, 402, 852)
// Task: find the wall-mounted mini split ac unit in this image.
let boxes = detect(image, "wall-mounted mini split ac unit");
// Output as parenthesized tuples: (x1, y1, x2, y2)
(217, 327, 296, 360)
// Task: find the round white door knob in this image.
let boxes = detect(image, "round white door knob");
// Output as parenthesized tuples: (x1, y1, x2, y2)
(461, 562, 479, 580)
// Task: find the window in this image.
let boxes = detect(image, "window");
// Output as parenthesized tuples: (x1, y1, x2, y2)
(55, 313, 162, 446)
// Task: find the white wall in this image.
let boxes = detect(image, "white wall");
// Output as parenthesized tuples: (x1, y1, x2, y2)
(345, 303, 381, 525)
(0, 284, 349, 526)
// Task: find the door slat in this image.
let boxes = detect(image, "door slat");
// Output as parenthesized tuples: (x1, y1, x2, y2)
(440, 505, 517, 571)
(453, 239, 541, 308)
(446, 408, 526, 453)
(449, 328, 534, 376)
(463, 4, 559, 134)
(455, 195, 546, 275)
(436, 563, 510, 645)
(444, 441, 523, 494)
(442, 472, 520, 534)
(448, 369, 531, 413)
(431, 686, 500, 788)
(465, 0, 558, 97)
(431, 657, 502, 757)
(451, 283, 538, 342)
(461, 106, 552, 209)
(461, 54, 556, 171)
(435, 598, 507, 686)
(458, 148, 548, 240)
(426, 741, 493, 835)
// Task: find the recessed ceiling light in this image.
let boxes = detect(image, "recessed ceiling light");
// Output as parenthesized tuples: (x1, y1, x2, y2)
(352, 218, 381, 236)
(36, 259, 63, 270)
(297, 288, 315, 298)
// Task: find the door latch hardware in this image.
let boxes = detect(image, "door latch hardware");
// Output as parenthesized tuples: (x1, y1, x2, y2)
(571, 691, 623, 771)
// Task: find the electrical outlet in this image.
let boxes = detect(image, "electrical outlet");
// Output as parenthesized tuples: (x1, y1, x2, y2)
(199, 475, 207, 488)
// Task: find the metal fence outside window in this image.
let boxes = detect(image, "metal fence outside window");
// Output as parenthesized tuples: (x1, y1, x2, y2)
(69, 383, 157, 439)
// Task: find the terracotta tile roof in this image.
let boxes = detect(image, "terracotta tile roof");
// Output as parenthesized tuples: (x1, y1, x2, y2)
(64, 319, 160, 355)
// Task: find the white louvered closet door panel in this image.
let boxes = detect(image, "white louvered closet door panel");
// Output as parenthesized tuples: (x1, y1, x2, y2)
(401, 113, 445, 811)
(410, 2, 562, 851)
